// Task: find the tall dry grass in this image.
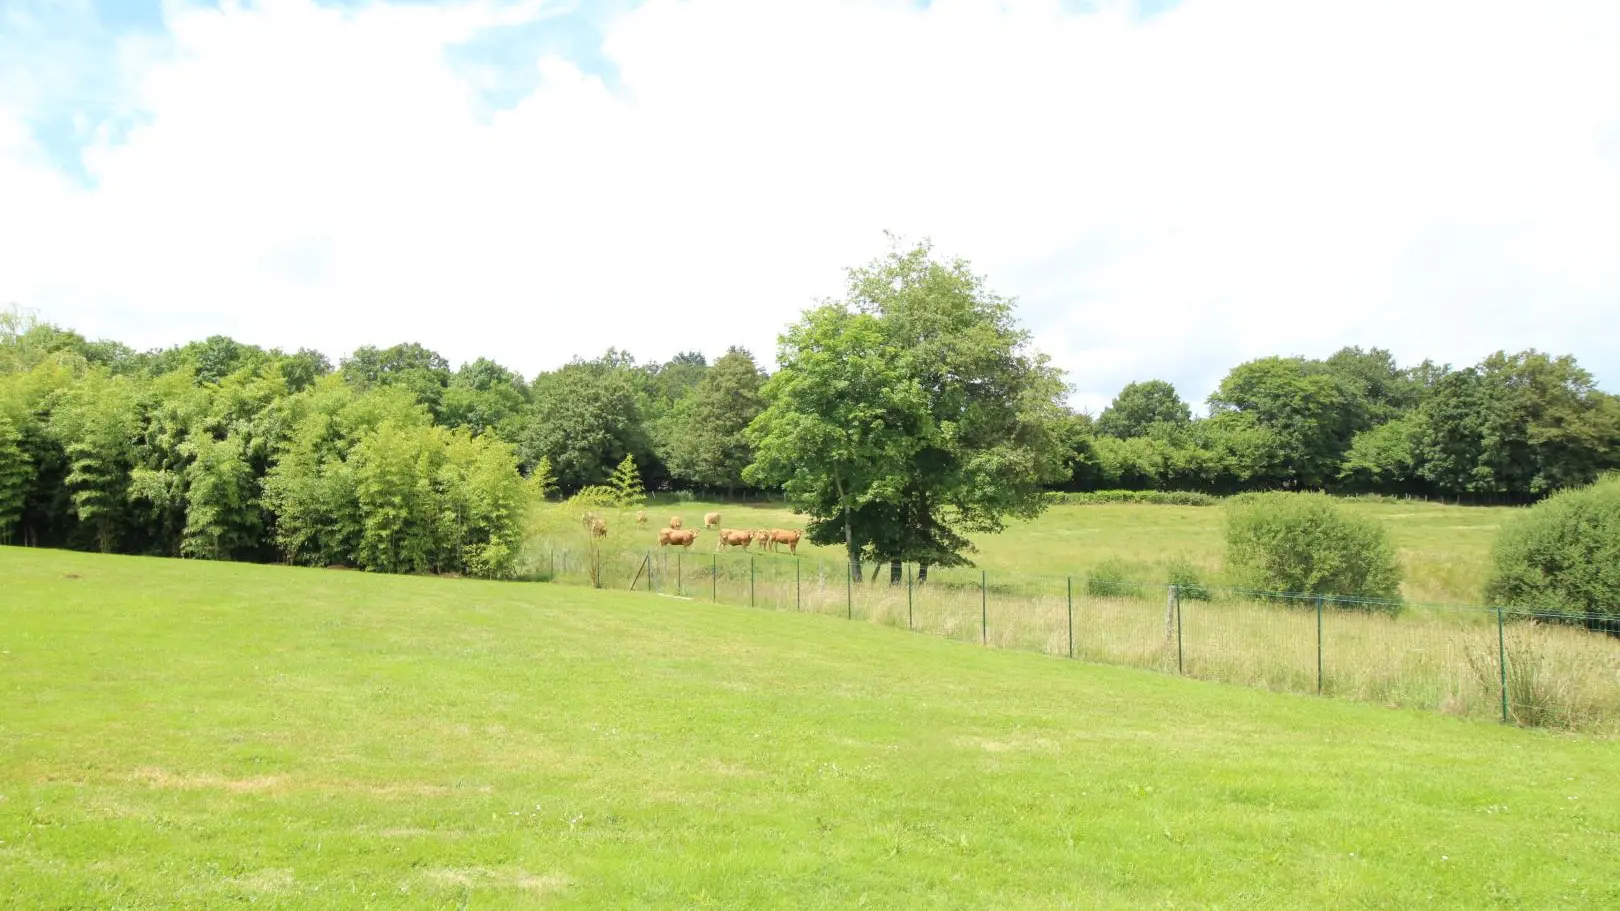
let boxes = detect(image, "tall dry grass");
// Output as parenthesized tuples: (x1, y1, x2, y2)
(530, 538, 1620, 735)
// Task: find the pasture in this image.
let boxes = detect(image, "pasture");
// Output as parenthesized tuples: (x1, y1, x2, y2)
(587, 497, 1515, 606)
(3, 548, 1619, 908)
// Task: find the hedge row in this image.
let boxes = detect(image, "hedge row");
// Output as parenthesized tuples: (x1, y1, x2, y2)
(1049, 490, 1220, 507)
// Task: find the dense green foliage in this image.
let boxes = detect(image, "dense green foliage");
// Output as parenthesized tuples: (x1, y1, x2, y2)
(0, 307, 779, 574)
(1051, 489, 1218, 506)
(1094, 379, 1190, 438)
(4, 242, 1617, 584)
(1224, 492, 1403, 607)
(0, 411, 28, 543)
(745, 240, 1071, 579)
(1079, 347, 1619, 500)
(656, 347, 766, 492)
(1, 313, 540, 577)
(1486, 474, 1620, 629)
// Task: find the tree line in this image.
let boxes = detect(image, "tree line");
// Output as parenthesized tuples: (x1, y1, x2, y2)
(3, 239, 1616, 579)
(1077, 346, 1620, 500)
(0, 308, 770, 574)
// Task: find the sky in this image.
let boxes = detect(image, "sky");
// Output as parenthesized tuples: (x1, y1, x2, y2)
(2, 0, 1618, 416)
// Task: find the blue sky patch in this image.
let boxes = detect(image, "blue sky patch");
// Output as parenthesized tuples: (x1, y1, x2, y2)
(89, 0, 169, 32)
(446, 2, 632, 113)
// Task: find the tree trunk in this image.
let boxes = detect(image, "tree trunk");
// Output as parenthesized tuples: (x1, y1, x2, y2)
(836, 471, 860, 582)
(890, 560, 903, 586)
(917, 563, 929, 584)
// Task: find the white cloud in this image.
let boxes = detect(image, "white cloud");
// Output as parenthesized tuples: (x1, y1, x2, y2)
(2, 0, 1618, 414)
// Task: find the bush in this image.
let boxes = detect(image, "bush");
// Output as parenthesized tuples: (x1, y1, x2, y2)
(1057, 490, 1218, 506)
(1085, 559, 1146, 599)
(1223, 492, 1402, 609)
(1486, 474, 1620, 631)
(1164, 555, 1211, 601)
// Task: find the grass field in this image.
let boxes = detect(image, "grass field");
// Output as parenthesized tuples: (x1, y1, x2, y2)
(4, 548, 1619, 908)
(529, 497, 1620, 733)
(586, 496, 1518, 606)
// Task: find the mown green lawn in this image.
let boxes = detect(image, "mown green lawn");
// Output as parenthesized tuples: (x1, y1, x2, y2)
(2, 548, 1614, 909)
(620, 497, 1517, 604)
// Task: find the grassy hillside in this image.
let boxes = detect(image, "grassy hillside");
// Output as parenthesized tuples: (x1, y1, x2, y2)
(582, 497, 1517, 605)
(3, 548, 1616, 909)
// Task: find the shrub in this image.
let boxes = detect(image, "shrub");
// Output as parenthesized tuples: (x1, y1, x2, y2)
(1058, 490, 1218, 507)
(1486, 474, 1620, 631)
(1164, 555, 1211, 601)
(607, 454, 646, 508)
(1085, 559, 1146, 599)
(1223, 492, 1402, 609)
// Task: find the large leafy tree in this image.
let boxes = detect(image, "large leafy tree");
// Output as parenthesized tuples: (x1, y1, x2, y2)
(1095, 380, 1191, 439)
(658, 346, 766, 492)
(745, 306, 922, 577)
(441, 357, 530, 439)
(1323, 346, 1425, 422)
(519, 363, 654, 491)
(1413, 350, 1620, 498)
(1208, 356, 1357, 490)
(276, 348, 333, 393)
(643, 351, 709, 416)
(1339, 415, 1422, 492)
(341, 342, 452, 417)
(747, 239, 1070, 581)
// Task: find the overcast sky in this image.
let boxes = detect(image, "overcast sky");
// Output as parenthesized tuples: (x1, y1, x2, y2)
(2, 0, 1618, 415)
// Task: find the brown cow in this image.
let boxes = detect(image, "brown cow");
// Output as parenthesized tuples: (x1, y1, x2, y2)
(586, 516, 607, 538)
(770, 528, 802, 555)
(636, 511, 648, 525)
(669, 516, 684, 530)
(704, 511, 721, 529)
(717, 529, 753, 550)
(659, 528, 698, 550)
(752, 529, 773, 551)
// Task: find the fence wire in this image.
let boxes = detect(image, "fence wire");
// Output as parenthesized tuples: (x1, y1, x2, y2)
(534, 541, 1620, 735)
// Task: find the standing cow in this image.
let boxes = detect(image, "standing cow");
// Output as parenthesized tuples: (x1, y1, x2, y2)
(659, 528, 698, 550)
(704, 512, 721, 529)
(770, 529, 802, 555)
(717, 529, 753, 551)
(669, 516, 684, 530)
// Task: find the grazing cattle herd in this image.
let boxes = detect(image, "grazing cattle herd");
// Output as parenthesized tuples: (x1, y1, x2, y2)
(579, 510, 803, 554)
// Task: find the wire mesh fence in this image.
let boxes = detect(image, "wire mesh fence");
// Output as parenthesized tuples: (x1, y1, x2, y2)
(534, 541, 1620, 735)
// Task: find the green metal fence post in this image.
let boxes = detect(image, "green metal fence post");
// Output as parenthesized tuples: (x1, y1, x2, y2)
(750, 555, 756, 607)
(906, 563, 913, 631)
(1315, 595, 1324, 694)
(676, 552, 682, 595)
(847, 562, 853, 620)
(647, 552, 654, 592)
(981, 570, 988, 645)
(1066, 576, 1074, 659)
(711, 554, 717, 602)
(1497, 605, 1509, 724)
(1172, 584, 1183, 674)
